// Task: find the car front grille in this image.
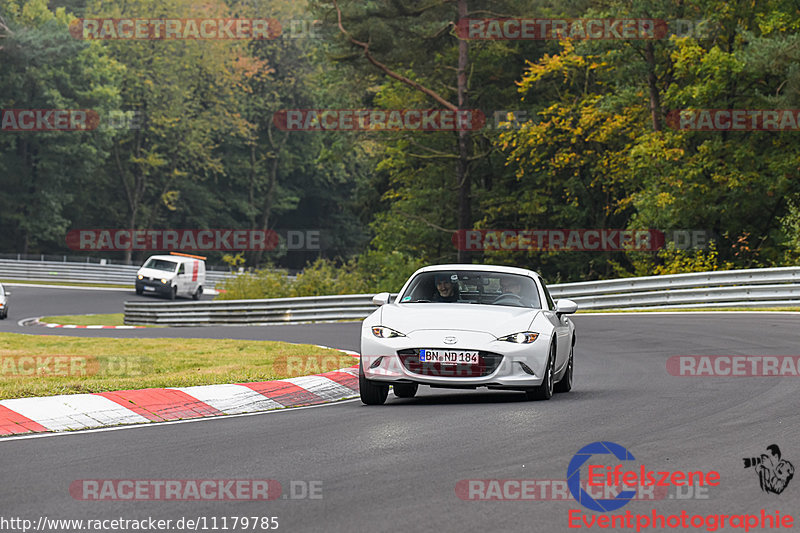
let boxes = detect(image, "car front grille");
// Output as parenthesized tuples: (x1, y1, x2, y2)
(396, 349, 503, 378)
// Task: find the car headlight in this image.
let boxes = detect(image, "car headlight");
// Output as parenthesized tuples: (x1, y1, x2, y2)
(498, 332, 539, 344)
(372, 326, 406, 338)
(138, 274, 143, 280)
(161, 278, 168, 284)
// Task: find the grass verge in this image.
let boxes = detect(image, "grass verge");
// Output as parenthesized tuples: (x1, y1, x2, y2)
(0, 333, 356, 400)
(40, 314, 144, 327)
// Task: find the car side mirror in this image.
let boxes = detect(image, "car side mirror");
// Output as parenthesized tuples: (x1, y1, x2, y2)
(555, 299, 578, 315)
(372, 292, 391, 306)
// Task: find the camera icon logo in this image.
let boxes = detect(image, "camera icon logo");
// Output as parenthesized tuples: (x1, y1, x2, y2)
(743, 445, 794, 495)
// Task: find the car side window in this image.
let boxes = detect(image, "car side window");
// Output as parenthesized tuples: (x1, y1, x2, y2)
(540, 278, 556, 310)
(178, 264, 185, 275)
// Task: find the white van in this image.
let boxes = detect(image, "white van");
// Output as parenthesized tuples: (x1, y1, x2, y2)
(135, 252, 206, 300)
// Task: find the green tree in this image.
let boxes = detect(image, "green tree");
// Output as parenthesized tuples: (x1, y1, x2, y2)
(0, 0, 121, 253)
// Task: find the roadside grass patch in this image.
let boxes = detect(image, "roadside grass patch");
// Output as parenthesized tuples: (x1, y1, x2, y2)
(40, 314, 142, 327)
(0, 333, 355, 400)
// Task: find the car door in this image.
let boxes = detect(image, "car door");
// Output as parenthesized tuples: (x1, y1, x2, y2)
(539, 277, 570, 371)
(189, 260, 201, 290)
(175, 262, 187, 295)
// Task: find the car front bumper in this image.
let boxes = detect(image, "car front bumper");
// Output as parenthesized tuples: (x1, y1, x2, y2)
(361, 329, 552, 390)
(135, 280, 172, 296)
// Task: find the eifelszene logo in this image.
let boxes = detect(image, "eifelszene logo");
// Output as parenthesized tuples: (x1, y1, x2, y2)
(567, 441, 721, 512)
(743, 445, 794, 495)
(567, 441, 637, 512)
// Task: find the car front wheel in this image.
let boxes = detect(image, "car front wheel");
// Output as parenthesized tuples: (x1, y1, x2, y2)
(359, 361, 389, 405)
(554, 343, 573, 393)
(525, 343, 555, 401)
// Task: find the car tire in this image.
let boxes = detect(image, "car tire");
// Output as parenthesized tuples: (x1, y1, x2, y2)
(169, 286, 177, 300)
(393, 383, 418, 398)
(192, 286, 202, 300)
(136, 286, 143, 295)
(554, 342, 573, 393)
(525, 343, 555, 401)
(0, 310, 5, 320)
(359, 360, 389, 405)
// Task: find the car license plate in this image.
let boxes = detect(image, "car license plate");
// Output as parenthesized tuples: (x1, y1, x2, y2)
(419, 349, 479, 365)
(143, 286, 155, 291)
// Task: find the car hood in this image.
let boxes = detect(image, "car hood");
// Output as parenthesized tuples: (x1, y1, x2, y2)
(380, 303, 540, 338)
(138, 267, 175, 279)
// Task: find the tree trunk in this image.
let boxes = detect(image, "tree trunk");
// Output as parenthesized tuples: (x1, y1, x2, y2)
(115, 140, 140, 265)
(644, 42, 662, 132)
(252, 151, 278, 267)
(251, 127, 287, 266)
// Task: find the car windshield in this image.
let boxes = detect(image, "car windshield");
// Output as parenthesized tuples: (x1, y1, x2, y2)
(143, 259, 178, 273)
(398, 271, 541, 308)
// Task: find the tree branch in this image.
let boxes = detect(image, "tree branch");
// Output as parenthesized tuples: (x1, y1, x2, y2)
(396, 210, 456, 233)
(332, 0, 457, 112)
(0, 14, 13, 48)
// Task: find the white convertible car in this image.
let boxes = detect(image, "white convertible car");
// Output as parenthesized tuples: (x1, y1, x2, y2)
(360, 264, 577, 405)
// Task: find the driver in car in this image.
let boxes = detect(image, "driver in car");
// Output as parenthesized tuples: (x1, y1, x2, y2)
(432, 274, 458, 302)
(500, 277, 523, 296)
(497, 276, 531, 306)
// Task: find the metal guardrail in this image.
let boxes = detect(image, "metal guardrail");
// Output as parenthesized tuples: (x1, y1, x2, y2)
(548, 267, 800, 298)
(0, 259, 233, 288)
(124, 294, 377, 326)
(123, 266, 800, 326)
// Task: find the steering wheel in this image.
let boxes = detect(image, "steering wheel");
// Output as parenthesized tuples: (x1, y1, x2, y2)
(492, 293, 525, 305)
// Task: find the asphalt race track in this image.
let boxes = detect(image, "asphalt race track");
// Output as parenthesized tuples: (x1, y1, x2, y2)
(1, 285, 799, 532)
(0, 285, 359, 350)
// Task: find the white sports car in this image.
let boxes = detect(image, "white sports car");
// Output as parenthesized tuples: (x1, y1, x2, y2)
(360, 264, 577, 405)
